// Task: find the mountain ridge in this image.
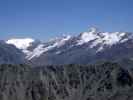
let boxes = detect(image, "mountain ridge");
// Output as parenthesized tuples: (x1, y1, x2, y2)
(4, 27, 133, 66)
(0, 41, 26, 64)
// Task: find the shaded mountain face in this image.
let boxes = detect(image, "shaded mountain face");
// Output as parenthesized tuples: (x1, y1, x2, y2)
(0, 63, 133, 100)
(0, 40, 26, 64)
(6, 28, 133, 65)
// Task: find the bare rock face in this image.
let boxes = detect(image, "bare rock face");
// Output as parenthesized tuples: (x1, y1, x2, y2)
(0, 62, 133, 100)
(0, 41, 26, 64)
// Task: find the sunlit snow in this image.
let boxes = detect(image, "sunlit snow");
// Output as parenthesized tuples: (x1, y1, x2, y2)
(6, 38, 34, 49)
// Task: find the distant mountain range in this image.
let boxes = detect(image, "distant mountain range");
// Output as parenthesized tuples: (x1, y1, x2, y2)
(1, 28, 133, 100)
(1, 27, 133, 66)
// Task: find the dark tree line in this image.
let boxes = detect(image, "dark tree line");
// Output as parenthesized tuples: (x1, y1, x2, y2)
(0, 62, 132, 100)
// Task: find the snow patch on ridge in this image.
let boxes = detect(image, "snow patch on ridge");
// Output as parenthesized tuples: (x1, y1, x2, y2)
(77, 28, 130, 52)
(77, 27, 98, 45)
(56, 35, 71, 47)
(27, 35, 71, 60)
(6, 38, 34, 49)
(101, 32, 122, 45)
(6, 36, 71, 60)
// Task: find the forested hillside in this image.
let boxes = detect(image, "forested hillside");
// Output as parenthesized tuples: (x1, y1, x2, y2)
(0, 62, 133, 100)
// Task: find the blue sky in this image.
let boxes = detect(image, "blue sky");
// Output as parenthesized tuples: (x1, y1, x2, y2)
(0, 0, 133, 40)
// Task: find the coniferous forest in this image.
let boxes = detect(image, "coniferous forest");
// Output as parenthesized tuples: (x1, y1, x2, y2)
(0, 62, 133, 100)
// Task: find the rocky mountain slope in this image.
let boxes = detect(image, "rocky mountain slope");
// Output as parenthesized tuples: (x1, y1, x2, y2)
(6, 27, 133, 66)
(0, 40, 26, 64)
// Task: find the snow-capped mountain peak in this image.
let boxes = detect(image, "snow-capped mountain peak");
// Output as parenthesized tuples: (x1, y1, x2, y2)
(5, 28, 133, 62)
(55, 35, 71, 47)
(6, 35, 72, 60)
(76, 28, 132, 53)
(77, 27, 99, 45)
(6, 38, 35, 49)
